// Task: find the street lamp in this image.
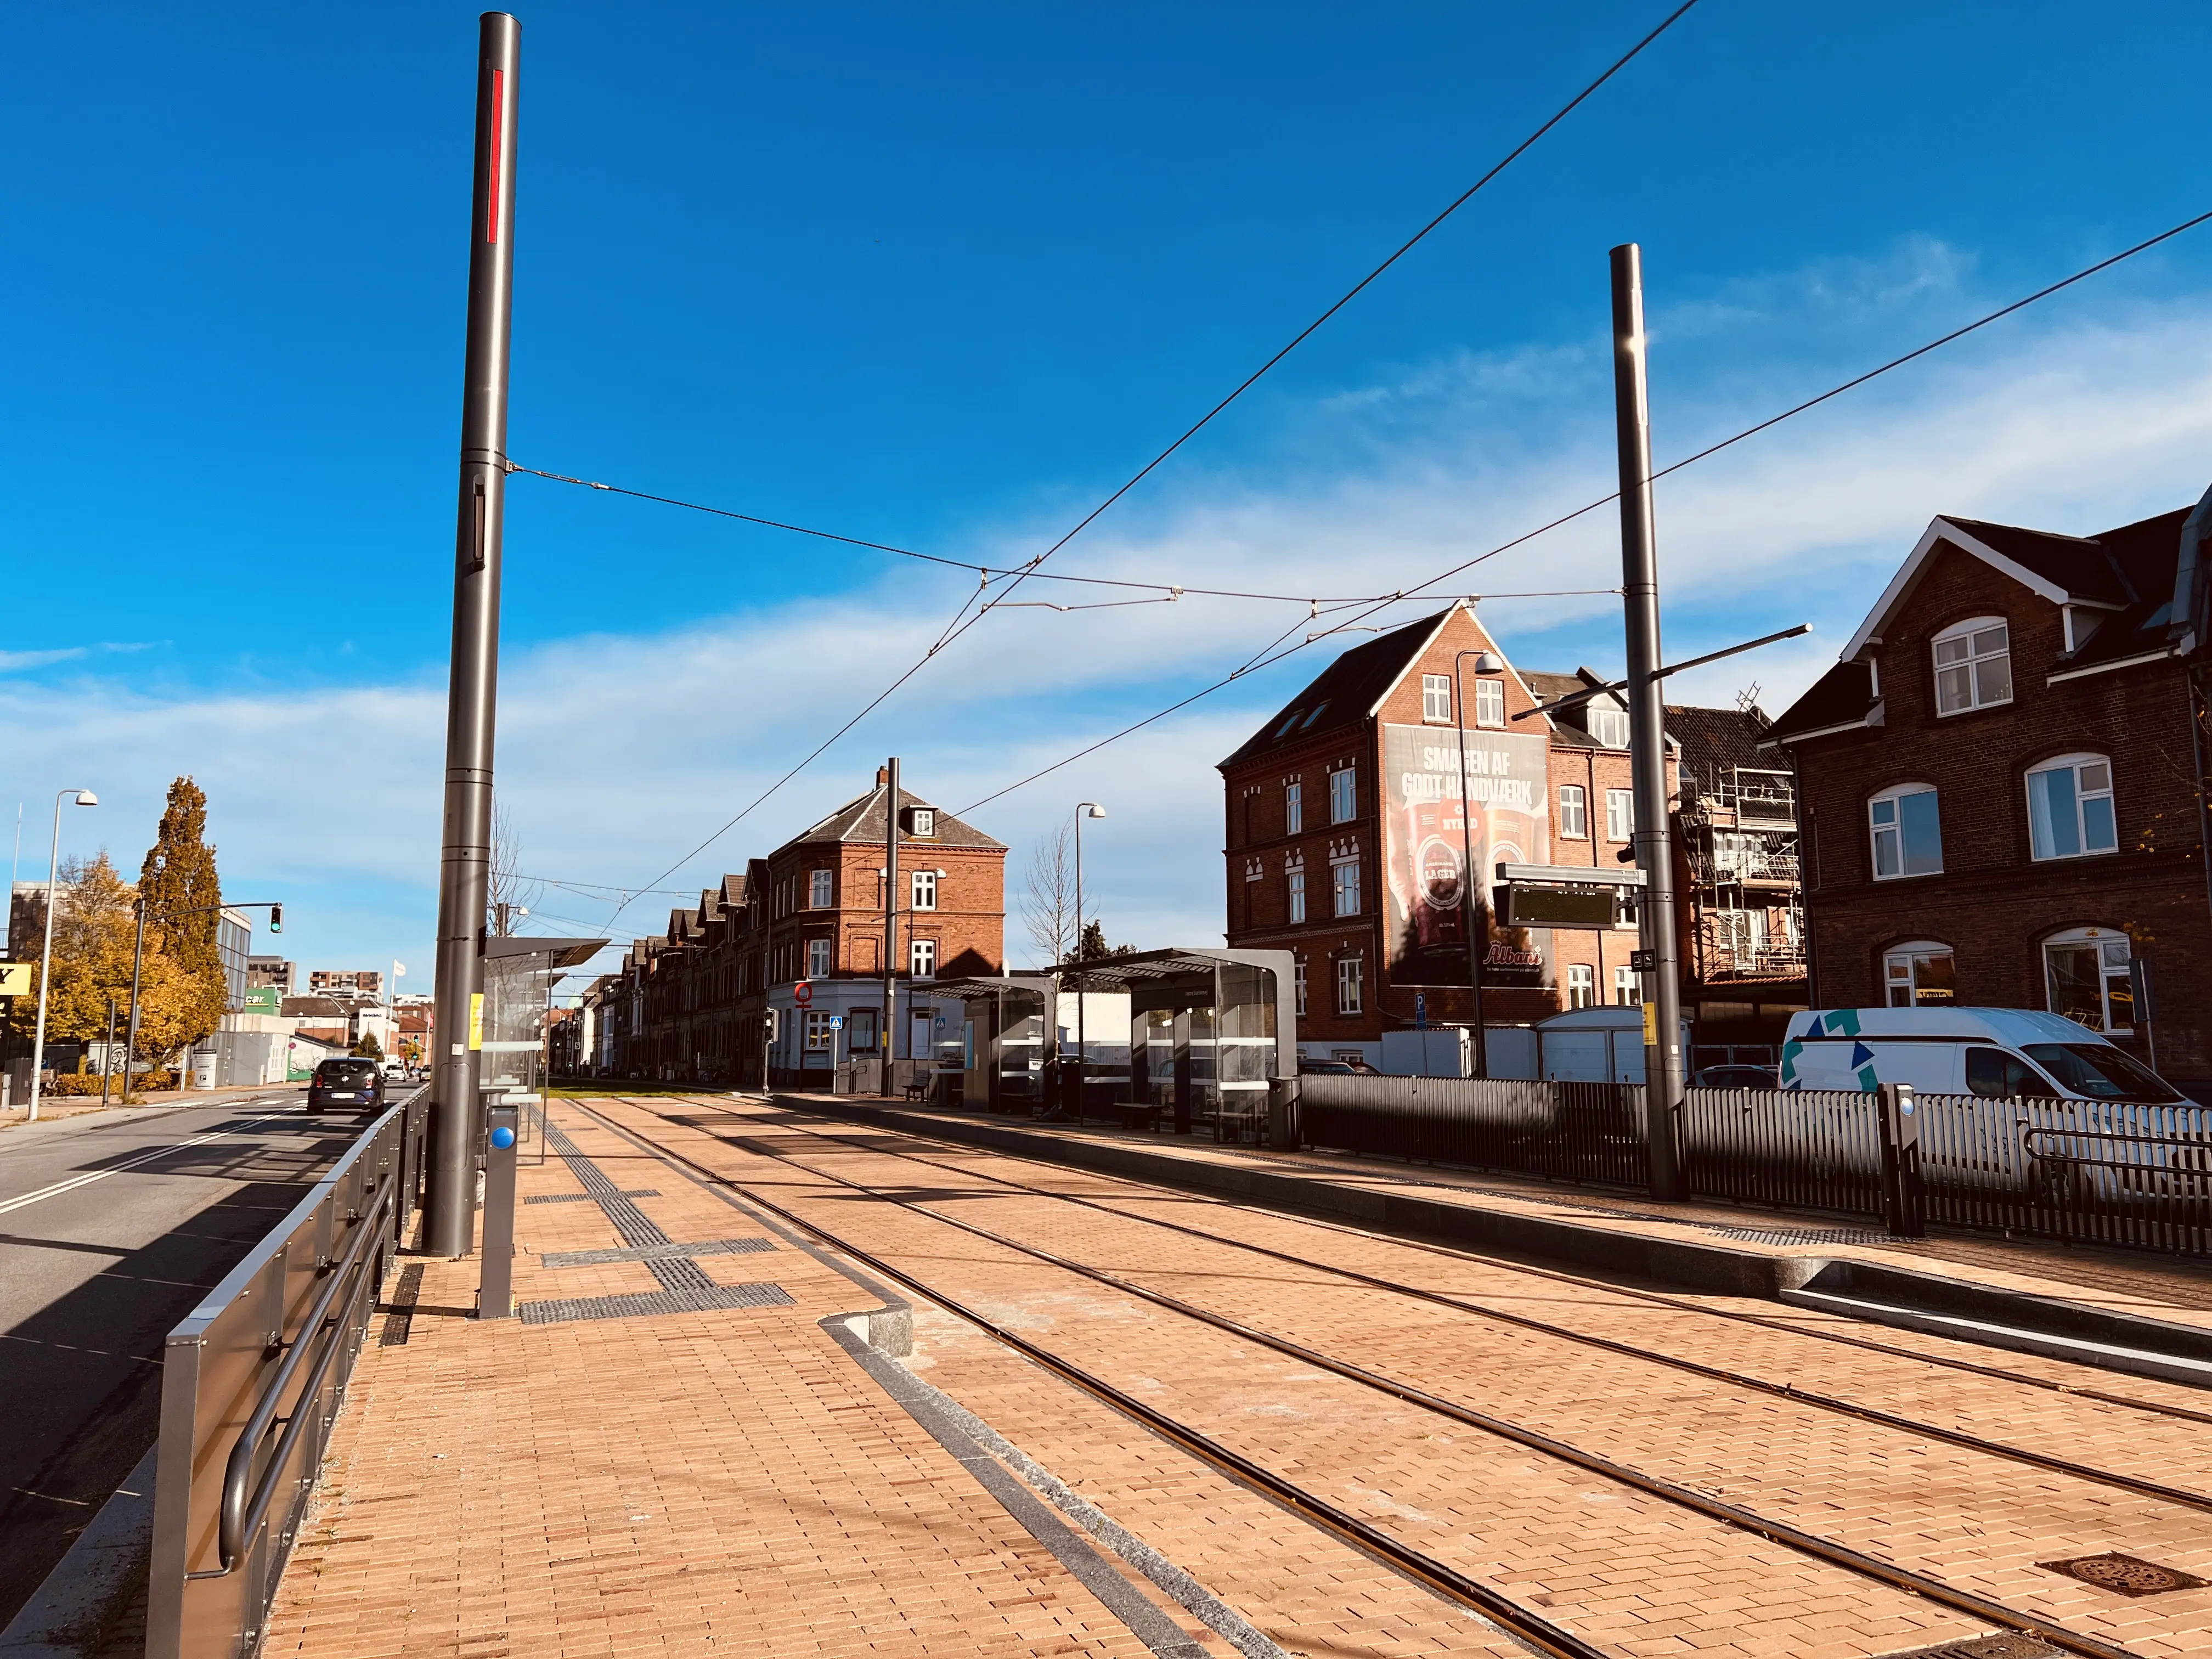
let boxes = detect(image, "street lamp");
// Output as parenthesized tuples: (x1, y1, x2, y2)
(1066, 802, 1106, 1120)
(1452, 652, 1503, 1077)
(27, 788, 97, 1122)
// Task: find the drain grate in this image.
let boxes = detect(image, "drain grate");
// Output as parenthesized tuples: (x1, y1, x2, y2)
(2038, 1552, 2209, 1597)
(1873, 1637, 2061, 1659)
(517, 1282, 795, 1325)
(526, 1188, 658, 1204)
(1707, 1226, 1893, 1246)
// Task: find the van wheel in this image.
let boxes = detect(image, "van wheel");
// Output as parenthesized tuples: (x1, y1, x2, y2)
(2029, 1156, 2083, 1210)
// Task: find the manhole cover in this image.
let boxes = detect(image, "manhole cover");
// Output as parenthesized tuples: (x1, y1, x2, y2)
(2038, 1553, 2209, 1597)
(1874, 1636, 2060, 1659)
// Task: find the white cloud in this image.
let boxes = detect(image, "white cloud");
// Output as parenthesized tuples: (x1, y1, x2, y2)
(11, 250, 2212, 976)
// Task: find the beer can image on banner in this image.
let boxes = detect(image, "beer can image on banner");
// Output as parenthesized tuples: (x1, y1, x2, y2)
(1381, 723, 1551, 989)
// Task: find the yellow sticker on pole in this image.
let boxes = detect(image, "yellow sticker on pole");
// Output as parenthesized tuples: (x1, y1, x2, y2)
(0, 963, 31, 997)
(469, 992, 484, 1051)
(1642, 998, 1658, 1046)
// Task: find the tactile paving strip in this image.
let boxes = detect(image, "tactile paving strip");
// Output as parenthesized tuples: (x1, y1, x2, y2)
(517, 1282, 795, 1325)
(540, 1237, 775, 1269)
(524, 1188, 658, 1204)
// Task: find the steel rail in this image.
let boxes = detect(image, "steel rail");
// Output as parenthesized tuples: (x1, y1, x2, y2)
(573, 1103, 1611, 1659)
(599, 1099, 2141, 1659)
(742, 1092, 2212, 1427)
(752, 1109, 2212, 1516)
(208, 1172, 394, 1573)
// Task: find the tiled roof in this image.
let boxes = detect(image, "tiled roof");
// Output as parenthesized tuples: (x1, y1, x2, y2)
(1768, 661, 1878, 744)
(1218, 609, 1454, 769)
(776, 785, 1003, 853)
(1664, 703, 1771, 773)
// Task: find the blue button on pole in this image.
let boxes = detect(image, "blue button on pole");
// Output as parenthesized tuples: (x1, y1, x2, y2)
(490, 1125, 516, 1150)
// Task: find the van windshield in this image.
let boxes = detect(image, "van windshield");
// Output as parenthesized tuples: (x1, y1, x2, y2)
(2021, 1042, 2183, 1103)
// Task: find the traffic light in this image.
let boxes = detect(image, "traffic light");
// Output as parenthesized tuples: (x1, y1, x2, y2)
(764, 1008, 780, 1042)
(268, 903, 283, 934)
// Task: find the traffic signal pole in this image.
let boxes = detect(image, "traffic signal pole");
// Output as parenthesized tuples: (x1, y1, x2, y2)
(1610, 243, 1685, 1201)
(426, 12, 520, 1258)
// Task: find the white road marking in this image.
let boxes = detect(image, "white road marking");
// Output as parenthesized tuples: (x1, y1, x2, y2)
(0, 1103, 302, 1217)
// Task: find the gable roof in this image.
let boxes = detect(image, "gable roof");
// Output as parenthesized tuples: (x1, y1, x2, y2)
(774, 783, 1003, 855)
(1664, 703, 1771, 774)
(1767, 660, 1881, 746)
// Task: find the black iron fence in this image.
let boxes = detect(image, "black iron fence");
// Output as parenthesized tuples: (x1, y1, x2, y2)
(1288, 1075, 2212, 1257)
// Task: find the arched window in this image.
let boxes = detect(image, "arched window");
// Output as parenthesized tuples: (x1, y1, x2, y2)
(1933, 616, 2012, 714)
(2026, 753, 2117, 860)
(2042, 926, 2134, 1032)
(1883, 940, 1955, 1007)
(1869, 783, 1943, 879)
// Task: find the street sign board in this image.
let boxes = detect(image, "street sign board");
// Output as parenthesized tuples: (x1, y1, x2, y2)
(0, 963, 30, 997)
(1499, 885, 1616, 928)
(1629, 950, 1655, 973)
(828, 1015, 843, 1030)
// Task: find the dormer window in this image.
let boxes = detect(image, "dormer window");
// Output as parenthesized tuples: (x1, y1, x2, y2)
(1587, 699, 1629, 749)
(907, 807, 936, 838)
(1933, 618, 2011, 714)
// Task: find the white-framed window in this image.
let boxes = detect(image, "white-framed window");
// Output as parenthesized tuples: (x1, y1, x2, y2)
(1475, 679, 1505, 728)
(1883, 941, 1955, 1007)
(909, 938, 936, 979)
(911, 868, 939, 911)
(848, 1008, 878, 1052)
(809, 868, 833, 908)
(1870, 783, 1943, 879)
(804, 1009, 834, 1051)
(1933, 617, 2012, 715)
(1286, 868, 1307, 924)
(1560, 785, 1588, 839)
(1605, 789, 1634, 842)
(1613, 965, 1641, 1007)
(2027, 754, 2117, 861)
(1566, 964, 1595, 1008)
(910, 808, 936, 837)
(1421, 674, 1452, 723)
(1329, 767, 1356, 824)
(1331, 858, 1361, 918)
(806, 937, 832, 979)
(1294, 956, 1308, 1017)
(1587, 700, 1629, 749)
(1284, 782, 1302, 835)
(2043, 927, 2134, 1032)
(1335, 955, 1363, 1015)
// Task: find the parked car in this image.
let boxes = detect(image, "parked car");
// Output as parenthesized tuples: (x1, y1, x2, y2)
(380, 1059, 406, 1080)
(1299, 1059, 1357, 1076)
(1692, 1063, 1779, 1090)
(309, 1057, 385, 1113)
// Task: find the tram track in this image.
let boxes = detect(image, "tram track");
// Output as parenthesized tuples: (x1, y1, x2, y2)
(586, 1096, 2154, 1659)
(754, 1093, 2212, 1430)
(730, 1103, 2212, 1516)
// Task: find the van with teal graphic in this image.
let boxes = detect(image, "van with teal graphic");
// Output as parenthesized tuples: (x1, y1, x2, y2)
(1779, 1007, 2180, 1103)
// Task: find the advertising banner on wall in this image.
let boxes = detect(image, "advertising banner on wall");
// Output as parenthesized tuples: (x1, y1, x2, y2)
(1381, 721, 1553, 990)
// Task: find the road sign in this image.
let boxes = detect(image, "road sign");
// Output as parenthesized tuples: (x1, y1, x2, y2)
(828, 1015, 843, 1030)
(0, 963, 30, 997)
(793, 980, 813, 1007)
(934, 1015, 946, 1029)
(1629, 950, 1655, 973)
(1414, 992, 1426, 1031)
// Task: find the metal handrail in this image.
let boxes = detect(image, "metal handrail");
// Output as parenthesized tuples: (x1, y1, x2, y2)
(204, 1172, 393, 1575)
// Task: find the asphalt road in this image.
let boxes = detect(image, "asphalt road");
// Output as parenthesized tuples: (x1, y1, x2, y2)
(0, 1090, 404, 1630)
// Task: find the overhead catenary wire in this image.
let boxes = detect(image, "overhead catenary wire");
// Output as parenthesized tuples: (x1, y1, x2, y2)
(957, 202, 2212, 812)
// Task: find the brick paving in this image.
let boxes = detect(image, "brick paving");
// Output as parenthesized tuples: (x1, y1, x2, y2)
(627, 1093, 2212, 1657)
(266, 1091, 2212, 1657)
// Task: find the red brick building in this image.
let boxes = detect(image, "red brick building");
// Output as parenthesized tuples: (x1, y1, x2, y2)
(1769, 504, 2212, 1090)
(1218, 603, 1680, 1065)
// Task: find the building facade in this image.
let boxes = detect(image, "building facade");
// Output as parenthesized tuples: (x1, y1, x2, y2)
(1218, 603, 1685, 1066)
(1770, 505, 2212, 1090)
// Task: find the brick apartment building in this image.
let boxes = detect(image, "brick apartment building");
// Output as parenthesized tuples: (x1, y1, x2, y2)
(1769, 503, 2212, 1090)
(579, 770, 1006, 1086)
(1218, 602, 1688, 1066)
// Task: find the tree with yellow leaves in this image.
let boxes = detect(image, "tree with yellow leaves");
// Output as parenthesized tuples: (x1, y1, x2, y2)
(6, 855, 196, 1067)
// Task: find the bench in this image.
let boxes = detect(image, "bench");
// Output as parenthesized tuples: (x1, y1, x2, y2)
(1114, 1101, 1161, 1132)
(904, 1081, 932, 1103)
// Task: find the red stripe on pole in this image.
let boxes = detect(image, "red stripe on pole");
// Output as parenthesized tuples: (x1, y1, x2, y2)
(486, 67, 503, 243)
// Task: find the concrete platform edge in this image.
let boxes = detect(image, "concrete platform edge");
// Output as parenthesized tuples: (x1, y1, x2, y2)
(772, 1093, 2212, 1387)
(0, 1446, 155, 1658)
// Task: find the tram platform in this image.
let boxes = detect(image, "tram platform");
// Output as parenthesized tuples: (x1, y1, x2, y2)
(770, 1090, 2212, 1374)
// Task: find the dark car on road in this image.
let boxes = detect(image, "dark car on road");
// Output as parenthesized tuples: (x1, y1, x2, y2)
(1692, 1063, 1779, 1090)
(308, 1057, 385, 1112)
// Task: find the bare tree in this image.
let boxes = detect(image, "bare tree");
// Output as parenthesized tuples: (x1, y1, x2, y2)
(488, 801, 540, 935)
(1021, 823, 1077, 967)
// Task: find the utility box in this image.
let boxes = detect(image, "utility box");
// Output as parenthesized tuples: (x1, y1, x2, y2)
(1380, 1027, 1472, 1077)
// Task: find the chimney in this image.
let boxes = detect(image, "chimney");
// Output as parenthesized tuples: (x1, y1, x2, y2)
(876, 765, 889, 785)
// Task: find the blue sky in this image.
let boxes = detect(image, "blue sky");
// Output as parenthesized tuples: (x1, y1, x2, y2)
(7, 1, 2212, 985)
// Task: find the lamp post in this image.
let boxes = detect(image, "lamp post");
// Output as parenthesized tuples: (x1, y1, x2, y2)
(28, 788, 98, 1122)
(1451, 652, 1502, 1077)
(1070, 803, 1106, 1116)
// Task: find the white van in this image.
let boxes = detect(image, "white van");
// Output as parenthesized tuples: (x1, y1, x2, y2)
(1779, 1007, 2183, 1103)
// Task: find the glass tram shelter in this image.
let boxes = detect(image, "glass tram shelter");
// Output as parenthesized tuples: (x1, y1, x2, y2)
(479, 935, 607, 1161)
(934, 947, 1294, 1138)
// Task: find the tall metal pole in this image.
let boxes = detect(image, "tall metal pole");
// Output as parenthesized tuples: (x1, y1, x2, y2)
(1451, 651, 1491, 1077)
(426, 12, 520, 1257)
(881, 757, 900, 1096)
(1073, 805, 1084, 1087)
(29, 790, 92, 1124)
(125, 897, 146, 1099)
(1610, 243, 1684, 1201)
